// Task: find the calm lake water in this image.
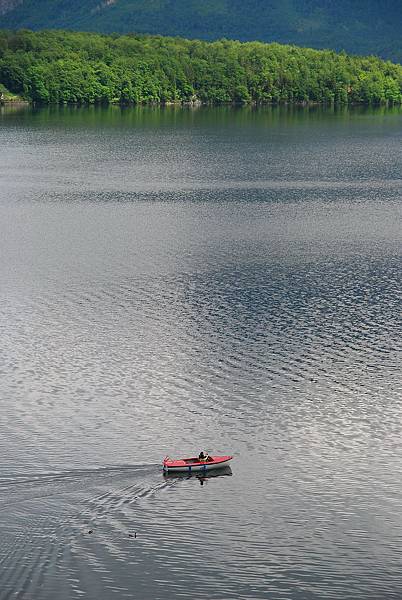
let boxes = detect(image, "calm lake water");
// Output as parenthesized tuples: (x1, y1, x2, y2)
(0, 104, 401, 600)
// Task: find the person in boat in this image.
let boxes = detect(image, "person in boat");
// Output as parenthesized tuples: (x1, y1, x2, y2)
(198, 451, 211, 462)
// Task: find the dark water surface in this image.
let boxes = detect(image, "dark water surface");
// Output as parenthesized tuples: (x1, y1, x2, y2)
(0, 105, 401, 600)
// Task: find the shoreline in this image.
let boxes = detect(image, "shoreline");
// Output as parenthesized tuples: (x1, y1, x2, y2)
(0, 100, 30, 105)
(3, 99, 401, 108)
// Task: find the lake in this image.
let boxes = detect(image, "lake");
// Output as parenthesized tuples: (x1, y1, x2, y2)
(0, 104, 401, 600)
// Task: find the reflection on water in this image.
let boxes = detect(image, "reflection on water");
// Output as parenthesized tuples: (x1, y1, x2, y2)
(163, 465, 233, 484)
(0, 105, 401, 600)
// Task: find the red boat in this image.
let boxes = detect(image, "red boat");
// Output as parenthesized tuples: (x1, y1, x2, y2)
(163, 455, 233, 473)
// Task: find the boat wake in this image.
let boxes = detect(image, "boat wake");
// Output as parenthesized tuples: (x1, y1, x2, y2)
(0, 462, 173, 600)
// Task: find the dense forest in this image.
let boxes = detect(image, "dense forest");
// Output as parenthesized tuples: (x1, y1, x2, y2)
(1, 29, 401, 105)
(1, 0, 402, 62)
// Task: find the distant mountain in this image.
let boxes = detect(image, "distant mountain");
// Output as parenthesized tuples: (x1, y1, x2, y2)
(0, 0, 21, 16)
(0, 0, 401, 63)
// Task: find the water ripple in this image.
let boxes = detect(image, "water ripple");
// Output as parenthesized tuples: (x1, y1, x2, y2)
(0, 106, 401, 599)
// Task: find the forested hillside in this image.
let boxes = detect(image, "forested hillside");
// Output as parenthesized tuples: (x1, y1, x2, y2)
(0, 0, 401, 62)
(1, 30, 401, 105)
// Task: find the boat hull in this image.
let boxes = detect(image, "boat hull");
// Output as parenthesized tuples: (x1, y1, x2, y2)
(163, 455, 232, 473)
